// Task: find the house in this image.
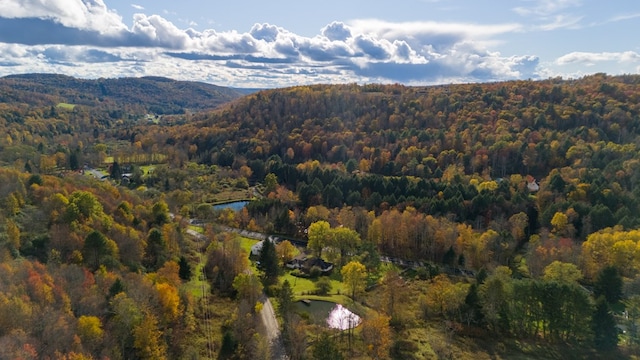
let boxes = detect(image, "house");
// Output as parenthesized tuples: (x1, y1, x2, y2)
(527, 178, 539, 192)
(286, 257, 334, 274)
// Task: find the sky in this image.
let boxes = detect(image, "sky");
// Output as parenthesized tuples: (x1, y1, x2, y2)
(0, 0, 639, 88)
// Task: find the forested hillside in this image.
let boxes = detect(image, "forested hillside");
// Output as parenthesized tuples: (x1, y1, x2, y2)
(2, 73, 640, 359)
(0, 74, 245, 114)
(162, 74, 640, 242)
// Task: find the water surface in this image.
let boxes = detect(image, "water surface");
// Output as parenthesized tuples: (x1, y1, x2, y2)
(294, 300, 361, 330)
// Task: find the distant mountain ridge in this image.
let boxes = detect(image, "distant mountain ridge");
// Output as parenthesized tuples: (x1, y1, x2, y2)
(0, 73, 246, 114)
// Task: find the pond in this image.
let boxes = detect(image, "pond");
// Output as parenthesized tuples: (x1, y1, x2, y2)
(294, 300, 361, 330)
(213, 200, 249, 212)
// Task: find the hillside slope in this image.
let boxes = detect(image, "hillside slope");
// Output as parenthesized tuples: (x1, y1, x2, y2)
(0, 73, 245, 114)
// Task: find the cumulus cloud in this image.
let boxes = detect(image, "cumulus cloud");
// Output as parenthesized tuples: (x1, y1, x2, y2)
(0, 0, 558, 87)
(249, 23, 282, 42)
(1, 0, 126, 34)
(322, 22, 352, 41)
(130, 13, 191, 48)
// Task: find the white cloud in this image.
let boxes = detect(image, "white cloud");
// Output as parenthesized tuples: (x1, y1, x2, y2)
(513, 0, 584, 30)
(513, 0, 582, 17)
(131, 13, 191, 48)
(556, 51, 640, 65)
(538, 15, 582, 30)
(131, 4, 144, 10)
(348, 19, 521, 42)
(0, 0, 630, 88)
(0, 0, 126, 34)
(322, 22, 352, 41)
(603, 13, 640, 24)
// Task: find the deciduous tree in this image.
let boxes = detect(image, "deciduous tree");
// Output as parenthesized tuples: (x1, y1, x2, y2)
(133, 312, 167, 360)
(275, 240, 296, 266)
(308, 220, 331, 258)
(361, 313, 392, 359)
(82, 230, 118, 271)
(341, 260, 367, 300)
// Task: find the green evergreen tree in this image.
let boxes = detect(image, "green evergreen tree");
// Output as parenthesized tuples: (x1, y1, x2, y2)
(83, 230, 117, 271)
(178, 256, 192, 281)
(592, 297, 618, 351)
(278, 280, 294, 323)
(144, 228, 168, 271)
(110, 161, 122, 180)
(443, 246, 456, 267)
(463, 283, 484, 326)
(258, 238, 279, 286)
(312, 332, 344, 360)
(108, 278, 126, 298)
(594, 266, 623, 305)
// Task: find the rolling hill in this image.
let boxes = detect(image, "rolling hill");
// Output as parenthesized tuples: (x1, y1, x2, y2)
(0, 73, 246, 114)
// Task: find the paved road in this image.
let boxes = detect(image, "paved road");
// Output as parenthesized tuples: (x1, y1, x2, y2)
(259, 295, 287, 359)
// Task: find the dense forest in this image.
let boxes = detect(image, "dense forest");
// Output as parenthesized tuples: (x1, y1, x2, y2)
(0, 74, 245, 114)
(1, 73, 640, 359)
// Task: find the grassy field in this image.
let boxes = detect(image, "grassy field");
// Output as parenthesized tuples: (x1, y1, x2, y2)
(281, 272, 346, 298)
(209, 189, 254, 204)
(56, 102, 75, 110)
(182, 253, 209, 298)
(238, 236, 259, 255)
(187, 225, 205, 234)
(103, 155, 167, 165)
(139, 165, 156, 176)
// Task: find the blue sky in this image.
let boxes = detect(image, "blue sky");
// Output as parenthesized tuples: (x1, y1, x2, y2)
(0, 0, 638, 88)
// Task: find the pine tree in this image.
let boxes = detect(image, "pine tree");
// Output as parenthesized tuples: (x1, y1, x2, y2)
(312, 332, 343, 360)
(178, 256, 192, 280)
(259, 239, 278, 286)
(592, 297, 618, 351)
(594, 266, 623, 305)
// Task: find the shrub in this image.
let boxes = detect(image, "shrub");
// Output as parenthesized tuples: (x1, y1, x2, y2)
(309, 266, 322, 278)
(315, 276, 332, 296)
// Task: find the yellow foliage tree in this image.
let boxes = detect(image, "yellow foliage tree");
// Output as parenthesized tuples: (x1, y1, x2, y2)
(133, 313, 167, 360)
(77, 315, 104, 347)
(582, 228, 640, 278)
(550, 212, 568, 234)
(156, 283, 180, 323)
(542, 261, 583, 284)
(275, 240, 296, 266)
(156, 260, 181, 287)
(5, 218, 21, 249)
(341, 260, 367, 300)
(424, 274, 470, 318)
(361, 313, 392, 359)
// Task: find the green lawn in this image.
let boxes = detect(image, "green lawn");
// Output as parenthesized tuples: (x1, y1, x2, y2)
(281, 272, 346, 298)
(187, 225, 204, 234)
(56, 102, 75, 110)
(182, 253, 210, 299)
(139, 165, 156, 176)
(238, 236, 259, 255)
